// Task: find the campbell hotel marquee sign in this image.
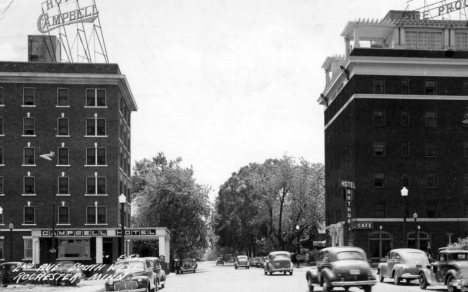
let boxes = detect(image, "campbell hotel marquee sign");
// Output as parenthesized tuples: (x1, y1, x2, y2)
(38, 0, 98, 33)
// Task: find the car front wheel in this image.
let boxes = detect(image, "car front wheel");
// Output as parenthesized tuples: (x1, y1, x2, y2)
(322, 277, 332, 292)
(307, 276, 314, 292)
(378, 270, 384, 282)
(363, 286, 372, 292)
(419, 273, 428, 290)
(447, 276, 456, 292)
(393, 274, 401, 285)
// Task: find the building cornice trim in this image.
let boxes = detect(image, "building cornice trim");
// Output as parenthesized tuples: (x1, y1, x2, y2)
(352, 218, 468, 222)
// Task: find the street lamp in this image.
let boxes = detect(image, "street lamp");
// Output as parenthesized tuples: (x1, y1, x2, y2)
(39, 151, 56, 256)
(119, 194, 126, 257)
(379, 226, 383, 258)
(401, 187, 408, 247)
(413, 212, 419, 249)
(296, 224, 300, 268)
(9, 223, 13, 261)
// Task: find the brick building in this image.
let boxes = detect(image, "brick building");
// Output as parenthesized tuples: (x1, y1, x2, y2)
(318, 11, 468, 261)
(0, 35, 146, 264)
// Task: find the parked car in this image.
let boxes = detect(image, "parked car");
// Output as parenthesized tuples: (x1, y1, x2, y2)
(250, 257, 262, 267)
(48, 260, 84, 286)
(419, 249, 468, 292)
(216, 257, 224, 265)
(0, 262, 36, 287)
(263, 251, 293, 276)
(305, 246, 376, 292)
(104, 258, 156, 292)
(377, 248, 429, 285)
(234, 255, 250, 269)
(144, 257, 167, 289)
(180, 259, 197, 274)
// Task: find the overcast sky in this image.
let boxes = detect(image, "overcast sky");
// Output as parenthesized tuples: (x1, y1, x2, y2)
(0, 0, 419, 199)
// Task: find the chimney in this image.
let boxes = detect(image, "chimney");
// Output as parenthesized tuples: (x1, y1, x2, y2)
(28, 35, 61, 62)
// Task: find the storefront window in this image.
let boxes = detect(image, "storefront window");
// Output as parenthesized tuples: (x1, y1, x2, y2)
(58, 239, 90, 259)
(369, 231, 393, 260)
(24, 239, 32, 260)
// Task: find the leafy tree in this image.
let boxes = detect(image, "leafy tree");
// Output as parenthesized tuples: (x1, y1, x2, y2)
(131, 153, 212, 258)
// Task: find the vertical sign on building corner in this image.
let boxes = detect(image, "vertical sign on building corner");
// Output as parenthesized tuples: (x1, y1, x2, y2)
(339, 178, 355, 246)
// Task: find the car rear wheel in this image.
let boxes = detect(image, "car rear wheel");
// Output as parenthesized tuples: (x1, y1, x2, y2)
(322, 277, 332, 292)
(264, 271, 267, 275)
(307, 276, 314, 291)
(419, 273, 428, 290)
(284, 271, 286, 275)
(363, 286, 372, 292)
(290, 271, 293, 275)
(378, 270, 384, 282)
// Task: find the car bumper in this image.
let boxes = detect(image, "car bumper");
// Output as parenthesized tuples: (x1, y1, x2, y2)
(401, 273, 419, 279)
(331, 280, 377, 287)
(270, 268, 293, 272)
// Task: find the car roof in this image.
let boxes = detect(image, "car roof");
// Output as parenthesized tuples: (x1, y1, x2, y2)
(143, 257, 160, 260)
(389, 248, 426, 253)
(320, 246, 366, 254)
(118, 258, 148, 262)
(269, 251, 291, 256)
(441, 250, 468, 254)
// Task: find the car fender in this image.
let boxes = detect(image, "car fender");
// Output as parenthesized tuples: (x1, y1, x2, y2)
(419, 268, 440, 285)
(320, 268, 335, 284)
(377, 263, 388, 277)
(392, 264, 408, 278)
(306, 268, 319, 284)
(445, 269, 458, 284)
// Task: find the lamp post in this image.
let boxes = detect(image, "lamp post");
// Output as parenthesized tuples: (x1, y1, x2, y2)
(296, 224, 300, 268)
(39, 152, 56, 257)
(9, 223, 13, 261)
(379, 226, 383, 258)
(413, 212, 419, 249)
(401, 187, 408, 247)
(119, 194, 126, 257)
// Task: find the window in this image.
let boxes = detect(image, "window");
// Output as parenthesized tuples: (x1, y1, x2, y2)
(57, 148, 69, 165)
(425, 81, 437, 95)
(86, 148, 106, 165)
(401, 79, 409, 94)
(427, 203, 438, 218)
(406, 31, 443, 49)
(86, 177, 106, 195)
(465, 173, 468, 188)
(58, 206, 69, 224)
(374, 173, 385, 188)
(86, 89, 106, 107)
(426, 173, 438, 188)
(425, 111, 437, 127)
(465, 203, 468, 217)
(23, 118, 35, 135)
(401, 142, 410, 157)
(456, 32, 468, 50)
(23, 147, 35, 165)
(401, 111, 409, 126)
(23, 88, 35, 105)
(0, 87, 3, 104)
(58, 239, 90, 259)
(24, 239, 32, 259)
(24, 177, 35, 194)
(57, 118, 69, 136)
(425, 142, 437, 157)
(86, 118, 106, 136)
(0, 117, 3, 135)
(373, 110, 385, 126)
(24, 206, 35, 224)
(0, 147, 3, 164)
(57, 88, 69, 106)
(373, 203, 385, 218)
(86, 206, 107, 224)
(465, 142, 468, 157)
(58, 177, 69, 194)
(373, 79, 384, 94)
(373, 142, 386, 157)
(402, 173, 410, 187)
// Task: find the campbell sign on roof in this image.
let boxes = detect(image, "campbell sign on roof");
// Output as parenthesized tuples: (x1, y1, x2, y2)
(38, 0, 98, 33)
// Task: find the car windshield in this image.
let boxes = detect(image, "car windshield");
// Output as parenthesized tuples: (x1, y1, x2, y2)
(115, 261, 145, 271)
(336, 251, 365, 261)
(272, 254, 290, 260)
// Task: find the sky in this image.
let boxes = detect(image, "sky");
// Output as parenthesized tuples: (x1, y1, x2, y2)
(0, 0, 415, 199)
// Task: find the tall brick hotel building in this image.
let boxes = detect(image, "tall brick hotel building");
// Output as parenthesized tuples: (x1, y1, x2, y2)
(0, 36, 138, 264)
(319, 10, 468, 261)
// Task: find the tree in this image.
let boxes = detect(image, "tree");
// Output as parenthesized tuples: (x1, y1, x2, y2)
(131, 153, 212, 258)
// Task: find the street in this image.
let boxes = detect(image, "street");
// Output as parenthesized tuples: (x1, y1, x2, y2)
(161, 261, 446, 292)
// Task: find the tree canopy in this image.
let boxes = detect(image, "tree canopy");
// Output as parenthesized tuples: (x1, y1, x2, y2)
(213, 155, 325, 254)
(131, 153, 212, 258)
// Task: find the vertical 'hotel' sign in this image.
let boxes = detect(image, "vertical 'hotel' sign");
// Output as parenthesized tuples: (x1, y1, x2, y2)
(339, 178, 355, 223)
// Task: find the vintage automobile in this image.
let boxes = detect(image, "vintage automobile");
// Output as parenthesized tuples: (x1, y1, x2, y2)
(180, 259, 197, 274)
(263, 251, 293, 276)
(250, 257, 262, 267)
(305, 246, 376, 292)
(47, 260, 84, 286)
(377, 248, 429, 285)
(104, 258, 156, 292)
(0, 262, 37, 287)
(216, 257, 224, 265)
(419, 249, 468, 292)
(234, 255, 250, 269)
(143, 257, 167, 289)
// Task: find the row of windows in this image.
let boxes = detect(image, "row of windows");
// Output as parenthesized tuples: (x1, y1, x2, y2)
(0, 88, 107, 107)
(0, 205, 108, 225)
(373, 172, 441, 188)
(372, 109, 443, 127)
(372, 79, 439, 95)
(371, 141, 468, 157)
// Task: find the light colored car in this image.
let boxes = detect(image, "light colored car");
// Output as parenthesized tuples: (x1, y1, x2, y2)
(234, 255, 250, 269)
(378, 248, 429, 285)
(264, 251, 293, 276)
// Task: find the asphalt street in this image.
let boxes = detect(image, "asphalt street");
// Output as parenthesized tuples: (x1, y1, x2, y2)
(160, 261, 447, 292)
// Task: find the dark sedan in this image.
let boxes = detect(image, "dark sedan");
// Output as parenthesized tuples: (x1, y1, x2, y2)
(104, 258, 156, 292)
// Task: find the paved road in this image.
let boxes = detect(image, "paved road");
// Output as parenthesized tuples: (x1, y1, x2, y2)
(161, 261, 446, 292)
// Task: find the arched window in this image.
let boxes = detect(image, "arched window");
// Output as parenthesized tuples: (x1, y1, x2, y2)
(369, 231, 393, 260)
(408, 231, 431, 251)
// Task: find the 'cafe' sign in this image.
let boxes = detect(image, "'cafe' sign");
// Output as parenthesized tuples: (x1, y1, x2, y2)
(38, 0, 99, 33)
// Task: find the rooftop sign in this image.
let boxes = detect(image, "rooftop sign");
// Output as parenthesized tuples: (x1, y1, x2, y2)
(38, 0, 98, 33)
(410, 0, 468, 19)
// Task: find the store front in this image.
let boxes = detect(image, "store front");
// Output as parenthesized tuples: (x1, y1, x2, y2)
(31, 227, 170, 265)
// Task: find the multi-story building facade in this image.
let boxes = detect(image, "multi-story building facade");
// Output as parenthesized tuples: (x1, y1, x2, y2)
(0, 36, 139, 264)
(319, 10, 468, 261)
